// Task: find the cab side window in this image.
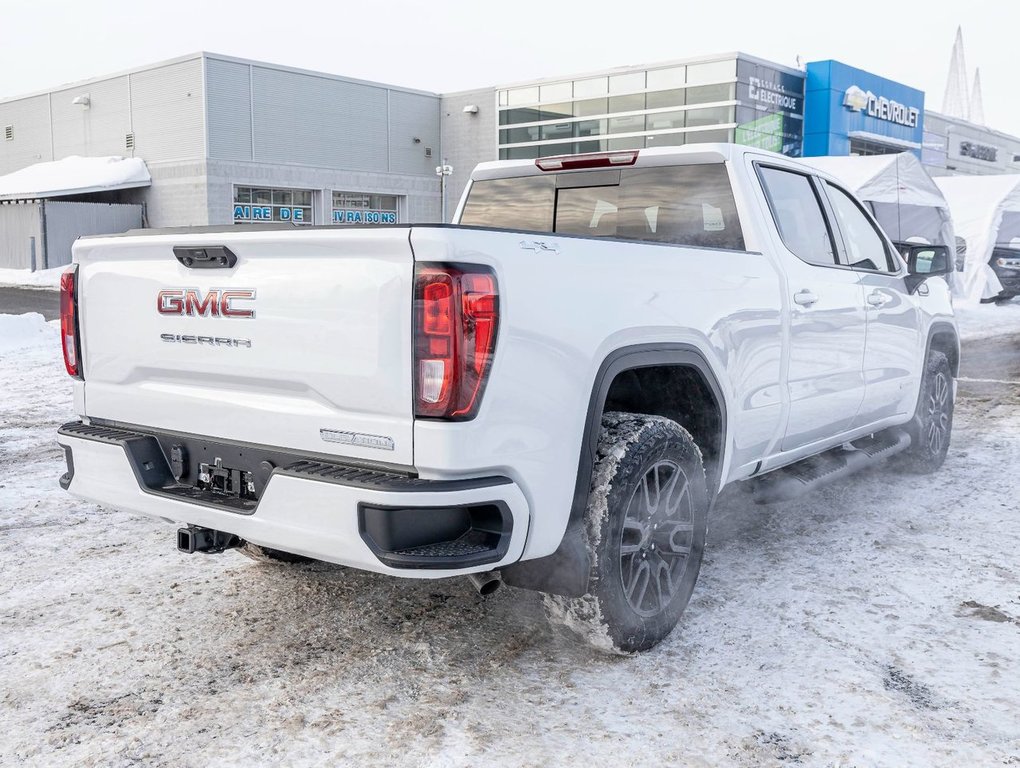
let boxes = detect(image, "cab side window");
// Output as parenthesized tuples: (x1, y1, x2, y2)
(824, 182, 897, 273)
(758, 166, 837, 267)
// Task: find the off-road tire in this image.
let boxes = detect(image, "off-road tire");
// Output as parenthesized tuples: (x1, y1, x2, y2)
(544, 412, 709, 654)
(238, 543, 314, 564)
(902, 350, 953, 473)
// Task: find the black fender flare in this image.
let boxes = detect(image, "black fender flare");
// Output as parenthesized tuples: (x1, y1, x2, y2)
(904, 321, 960, 443)
(501, 343, 727, 597)
(925, 320, 960, 376)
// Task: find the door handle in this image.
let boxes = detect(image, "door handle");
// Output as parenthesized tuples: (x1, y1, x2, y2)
(866, 290, 889, 307)
(793, 289, 818, 306)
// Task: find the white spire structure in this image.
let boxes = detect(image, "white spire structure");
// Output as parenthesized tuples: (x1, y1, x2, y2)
(969, 68, 985, 125)
(942, 26, 970, 119)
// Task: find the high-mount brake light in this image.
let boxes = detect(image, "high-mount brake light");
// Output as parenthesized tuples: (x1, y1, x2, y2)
(414, 263, 499, 420)
(535, 151, 639, 172)
(60, 266, 83, 379)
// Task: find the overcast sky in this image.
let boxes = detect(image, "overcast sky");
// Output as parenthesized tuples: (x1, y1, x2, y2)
(2, 0, 1018, 134)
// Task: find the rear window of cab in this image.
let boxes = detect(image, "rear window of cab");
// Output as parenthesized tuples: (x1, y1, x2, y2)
(459, 164, 745, 251)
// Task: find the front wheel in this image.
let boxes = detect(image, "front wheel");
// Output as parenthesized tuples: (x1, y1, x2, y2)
(902, 350, 954, 473)
(544, 412, 709, 654)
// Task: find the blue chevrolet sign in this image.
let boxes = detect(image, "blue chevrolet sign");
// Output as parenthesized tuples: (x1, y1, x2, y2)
(803, 60, 925, 157)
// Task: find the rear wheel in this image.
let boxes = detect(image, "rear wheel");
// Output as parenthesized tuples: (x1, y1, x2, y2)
(544, 412, 709, 654)
(902, 350, 953, 473)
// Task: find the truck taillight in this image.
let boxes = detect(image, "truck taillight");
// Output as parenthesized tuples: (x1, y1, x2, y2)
(414, 263, 498, 420)
(60, 266, 83, 379)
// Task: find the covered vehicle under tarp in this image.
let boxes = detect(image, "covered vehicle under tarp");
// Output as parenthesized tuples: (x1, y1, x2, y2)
(802, 153, 957, 260)
(936, 174, 1020, 303)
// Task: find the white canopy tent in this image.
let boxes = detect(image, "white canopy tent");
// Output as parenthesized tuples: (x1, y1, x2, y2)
(0, 155, 150, 201)
(936, 174, 1020, 303)
(801, 153, 956, 254)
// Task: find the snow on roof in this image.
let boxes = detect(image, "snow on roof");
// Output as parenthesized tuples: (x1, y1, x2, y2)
(801, 153, 948, 210)
(0, 156, 150, 201)
(936, 174, 1020, 302)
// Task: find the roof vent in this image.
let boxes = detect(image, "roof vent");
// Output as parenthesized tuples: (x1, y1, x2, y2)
(125, 132, 135, 150)
(4, 125, 12, 141)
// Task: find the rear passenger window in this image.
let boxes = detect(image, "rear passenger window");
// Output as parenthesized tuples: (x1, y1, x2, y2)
(758, 166, 836, 267)
(824, 182, 897, 273)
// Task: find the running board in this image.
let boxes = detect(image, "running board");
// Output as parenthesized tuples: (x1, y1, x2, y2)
(751, 428, 911, 505)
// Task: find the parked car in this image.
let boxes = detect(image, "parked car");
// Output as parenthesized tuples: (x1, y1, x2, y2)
(989, 245, 1020, 302)
(57, 145, 958, 653)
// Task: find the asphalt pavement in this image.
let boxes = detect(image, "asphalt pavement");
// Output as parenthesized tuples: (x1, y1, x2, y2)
(959, 332, 1020, 382)
(0, 286, 59, 321)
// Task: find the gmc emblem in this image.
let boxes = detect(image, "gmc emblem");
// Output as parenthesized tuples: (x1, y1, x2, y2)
(157, 288, 256, 319)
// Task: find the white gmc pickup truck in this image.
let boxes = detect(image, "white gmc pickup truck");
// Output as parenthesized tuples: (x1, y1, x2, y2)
(57, 144, 959, 653)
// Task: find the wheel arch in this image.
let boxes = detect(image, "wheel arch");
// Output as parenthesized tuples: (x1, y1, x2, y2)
(927, 321, 960, 377)
(502, 343, 727, 597)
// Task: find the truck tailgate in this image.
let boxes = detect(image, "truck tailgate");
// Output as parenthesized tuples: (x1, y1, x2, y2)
(75, 228, 415, 466)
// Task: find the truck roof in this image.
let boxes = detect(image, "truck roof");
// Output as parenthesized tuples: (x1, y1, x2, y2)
(469, 143, 798, 181)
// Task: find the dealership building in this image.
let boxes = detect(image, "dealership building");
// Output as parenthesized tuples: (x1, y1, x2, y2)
(2, 49, 1020, 268)
(0, 52, 443, 269)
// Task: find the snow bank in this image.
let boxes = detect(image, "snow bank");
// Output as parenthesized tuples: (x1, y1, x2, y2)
(0, 266, 64, 289)
(953, 300, 1020, 340)
(0, 155, 150, 200)
(0, 312, 56, 354)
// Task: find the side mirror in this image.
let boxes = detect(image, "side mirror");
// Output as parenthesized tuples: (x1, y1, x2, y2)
(905, 244, 952, 294)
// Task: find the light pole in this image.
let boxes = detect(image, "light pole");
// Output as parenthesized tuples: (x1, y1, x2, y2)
(436, 161, 453, 223)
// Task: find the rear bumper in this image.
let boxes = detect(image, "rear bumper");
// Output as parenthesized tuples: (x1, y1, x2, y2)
(57, 422, 529, 577)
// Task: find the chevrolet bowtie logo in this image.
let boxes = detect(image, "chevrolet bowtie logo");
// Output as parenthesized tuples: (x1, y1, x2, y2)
(843, 85, 870, 112)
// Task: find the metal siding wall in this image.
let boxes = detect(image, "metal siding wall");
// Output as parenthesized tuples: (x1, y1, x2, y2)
(0, 203, 43, 269)
(50, 77, 132, 159)
(251, 67, 388, 170)
(206, 58, 253, 161)
(0, 96, 52, 174)
(440, 88, 499, 210)
(42, 201, 143, 268)
(130, 59, 205, 162)
(389, 91, 440, 176)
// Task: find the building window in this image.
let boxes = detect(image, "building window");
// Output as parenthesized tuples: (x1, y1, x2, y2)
(684, 128, 734, 144)
(331, 191, 398, 224)
(848, 138, 903, 156)
(234, 186, 314, 224)
(497, 63, 742, 160)
(687, 105, 736, 128)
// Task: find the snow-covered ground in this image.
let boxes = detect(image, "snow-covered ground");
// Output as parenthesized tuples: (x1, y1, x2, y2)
(0, 267, 64, 289)
(1, 312, 1019, 767)
(954, 299, 1020, 340)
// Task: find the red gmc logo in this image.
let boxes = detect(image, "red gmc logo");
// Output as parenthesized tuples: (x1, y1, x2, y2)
(157, 288, 256, 319)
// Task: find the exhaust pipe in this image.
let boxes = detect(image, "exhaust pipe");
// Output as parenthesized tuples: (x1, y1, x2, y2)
(468, 570, 502, 596)
(177, 525, 241, 554)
